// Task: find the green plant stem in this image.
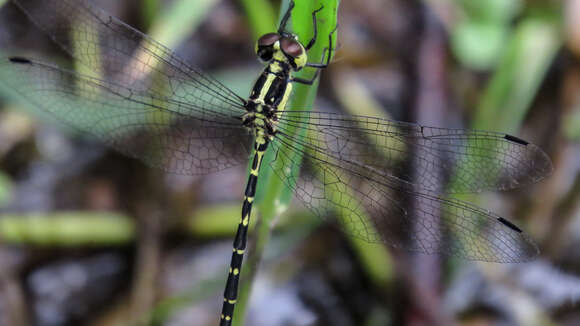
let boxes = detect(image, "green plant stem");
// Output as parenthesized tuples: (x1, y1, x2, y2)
(0, 212, 134, 245)
(240, 0, 277, 39)
(473, 16, 561, 133)
(233, 1, 338, 325)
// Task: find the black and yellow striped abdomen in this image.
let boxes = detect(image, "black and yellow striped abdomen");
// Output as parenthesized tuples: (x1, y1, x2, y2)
(220, 61, 293, 326)
(220, 141, 267, 325)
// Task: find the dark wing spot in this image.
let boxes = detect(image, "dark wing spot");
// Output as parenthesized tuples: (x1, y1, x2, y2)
(497, 217, 522, 233)
(504, 134, 529, 146)
(9, 57, 32, 64)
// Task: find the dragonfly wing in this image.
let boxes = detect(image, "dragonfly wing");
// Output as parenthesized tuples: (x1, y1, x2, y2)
(276, 111, 552, 193)
(0, 57, 251, 175)
(10, 0, 246, 118)
(270, 135, 538, 263)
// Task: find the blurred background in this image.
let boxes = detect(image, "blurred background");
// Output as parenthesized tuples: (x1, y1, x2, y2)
(0, 0, 577, 325)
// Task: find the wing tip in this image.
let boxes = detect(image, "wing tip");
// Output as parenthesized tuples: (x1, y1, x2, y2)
(524, 141, 554, 182)
(504, 134, 554, 184)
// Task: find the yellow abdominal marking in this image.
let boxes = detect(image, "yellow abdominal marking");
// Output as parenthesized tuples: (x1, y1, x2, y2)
(255, 134, 267, 144)
(256, 151, 264, 164)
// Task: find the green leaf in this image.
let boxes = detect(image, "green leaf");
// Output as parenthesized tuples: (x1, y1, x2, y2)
(234, 1, 339, 325)
(146, 0, 218, 51)
(451, 0, 524, 70)
(241, 0, 277, 40)
(0, 212, 134, 246)
(474, 18, 561, 132)
(254, 0, 339, 230)
(0, 171, 12, 207)
(451, 21, 506, 70)
(189, 204, 254, 237)
(564, 108, 580, 141)
(457, 0, 522, 23)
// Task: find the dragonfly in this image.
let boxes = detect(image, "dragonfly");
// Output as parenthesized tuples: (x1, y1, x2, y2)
(0, 0, 553, 325)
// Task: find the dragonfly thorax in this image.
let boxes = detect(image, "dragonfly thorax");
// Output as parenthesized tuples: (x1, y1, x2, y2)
(243, 63, 292, 140)
(242, 111, 277, 141)
(245, 33, 301, 140)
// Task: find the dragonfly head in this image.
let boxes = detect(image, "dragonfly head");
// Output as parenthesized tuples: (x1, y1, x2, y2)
(256, 32, 307, 71)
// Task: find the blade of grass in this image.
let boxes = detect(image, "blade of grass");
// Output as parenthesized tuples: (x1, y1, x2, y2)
(189, 204, 255, 237)
(145, 0, 218, 52)
(0, 212, 134, 245)
(233, 1, 339, 325)
(240, 0, 277, 40)
(473, 16, 561, 133)
(0, 170, 12, 207)
(141, 0, 160, 29)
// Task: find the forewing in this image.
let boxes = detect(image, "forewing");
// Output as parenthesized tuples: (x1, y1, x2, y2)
(10, 0, 246, 118)
(2, 0, 253, 174)
(276, 111, 552, 194)
(0, 57, 251, 175)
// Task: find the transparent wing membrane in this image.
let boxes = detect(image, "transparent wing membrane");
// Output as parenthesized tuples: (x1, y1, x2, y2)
(0, 57, 250, 175)
(276, 111, 552, 194)
(0, 0, 553, 262)
(11, 0, 246, 114)
(270, 134, 539, 263)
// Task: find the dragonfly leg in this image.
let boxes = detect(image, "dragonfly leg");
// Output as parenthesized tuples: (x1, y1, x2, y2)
(304, 5, 325, 50)
(278, 0, 295, 33)
(294, 26, 337, 85)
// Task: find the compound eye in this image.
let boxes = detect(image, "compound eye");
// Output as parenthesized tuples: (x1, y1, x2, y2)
(280, 37, 303, 57)
(257, 33, 281, 47)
